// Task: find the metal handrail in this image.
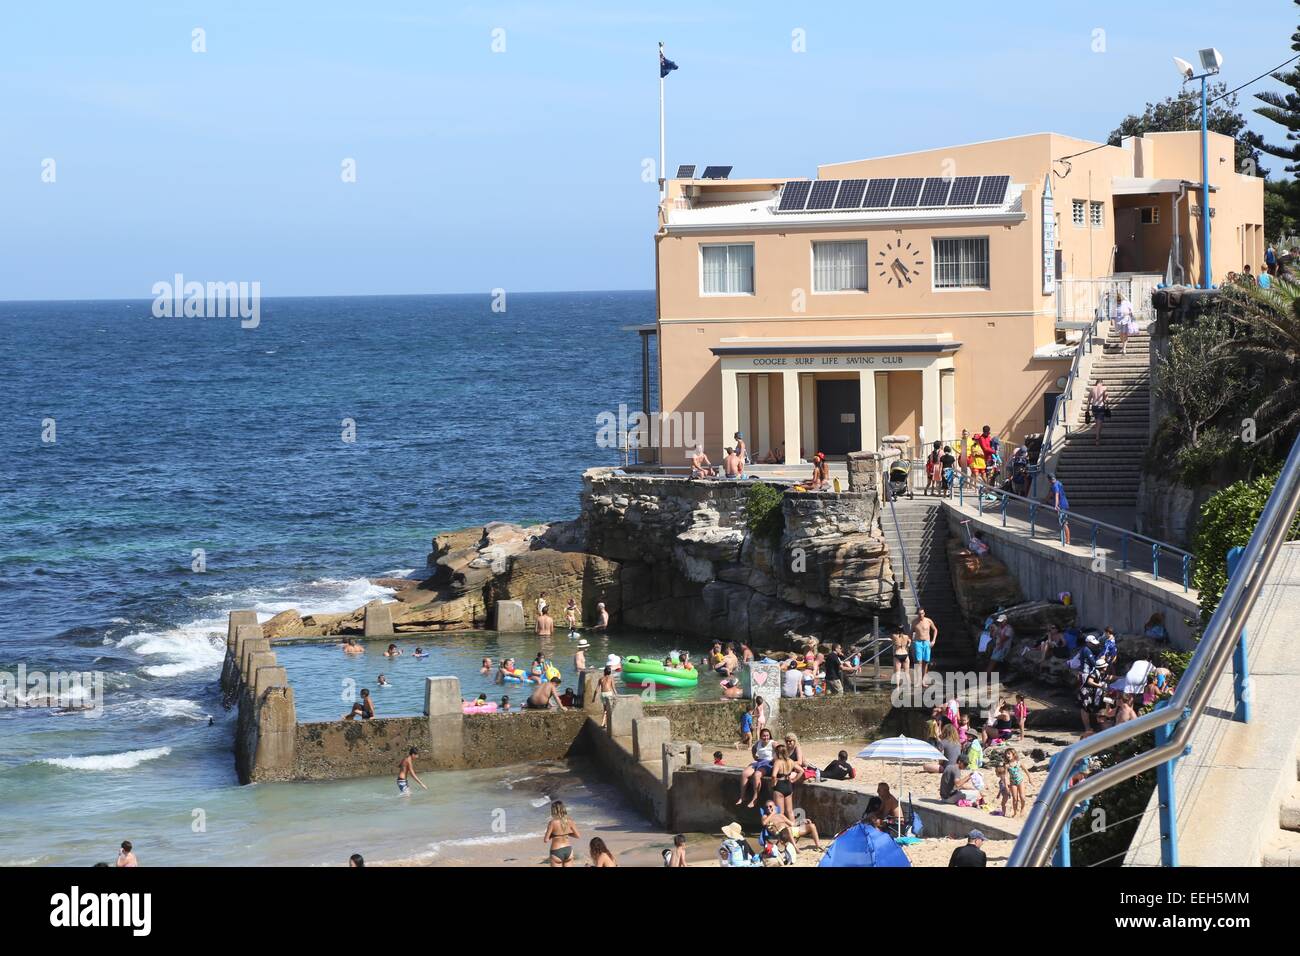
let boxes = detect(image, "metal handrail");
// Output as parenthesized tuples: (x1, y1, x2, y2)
(884, 492, 920, 623)
(1008, 432, 1300, 866)
(1036, 312, 1100, 490)
(960, 480, 1194, 590)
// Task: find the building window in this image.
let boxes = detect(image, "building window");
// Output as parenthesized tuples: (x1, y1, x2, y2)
(1072, 199, 1086, 226)
(1090, 201, 1105, 228)
(933, 237, 990, 289)
(1140, 206, 1160, 225)
(812, 240, 868, 292)
(700, 243, 754, 295)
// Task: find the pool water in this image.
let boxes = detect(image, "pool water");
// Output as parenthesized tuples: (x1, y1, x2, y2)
(276, 628, 726, 720)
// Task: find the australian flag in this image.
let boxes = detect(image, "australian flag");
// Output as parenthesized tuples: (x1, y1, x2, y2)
(660, 50, 678, 79)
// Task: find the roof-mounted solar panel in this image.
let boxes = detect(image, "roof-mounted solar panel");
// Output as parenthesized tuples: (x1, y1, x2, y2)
(701, 165, 732, 179)
(919, 177, 952, 207)
(833, 178, 868, 209)
(976, 174, 1011, 205)
(777, 180, 812, 212)
(947, 176, 981, 206)
(806, 180, 840, 210)
(675, 164, 696, 179)
(890, 177, 924, 207)
(861, 178, 896, 208)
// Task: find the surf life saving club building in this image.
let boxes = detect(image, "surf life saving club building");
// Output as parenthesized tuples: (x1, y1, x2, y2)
(640, 131, 1263, 465)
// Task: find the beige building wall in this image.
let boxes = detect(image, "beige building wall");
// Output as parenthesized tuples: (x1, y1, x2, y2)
(653, 129, 1263, 464)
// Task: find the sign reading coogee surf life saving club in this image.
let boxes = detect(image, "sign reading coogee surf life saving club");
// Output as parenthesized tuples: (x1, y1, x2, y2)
(746, 355, 909, 368)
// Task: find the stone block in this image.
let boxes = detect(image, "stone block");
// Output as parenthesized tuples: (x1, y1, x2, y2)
(233, 623, 263, 662)
(227, 610, 259, 649)
(607, 695, 644, 737)
(246, 652, 277, 696)
(632, 716, 671, 762)
(424, 676, 462, 717)
(494, 599, 525, 632)
(578, 668, 604, 715)
(253, 665, 287, 699)
(364, 602, 394, 637)
(241, 639, 271, 682)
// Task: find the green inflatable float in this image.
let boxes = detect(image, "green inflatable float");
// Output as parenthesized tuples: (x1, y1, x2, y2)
(620, 655, 700, 689)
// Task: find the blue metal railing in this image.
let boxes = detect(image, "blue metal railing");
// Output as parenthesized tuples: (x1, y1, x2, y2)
(1008, 431, 1300, 867)
(1033, 313, 1101, 497)
(956, 477, 1193, 591)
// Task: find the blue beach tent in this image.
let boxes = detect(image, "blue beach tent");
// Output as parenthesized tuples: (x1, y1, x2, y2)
(817, 824, 912, 868)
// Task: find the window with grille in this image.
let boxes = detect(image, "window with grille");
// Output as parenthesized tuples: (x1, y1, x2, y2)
(1072, 199, 1086, 226)
(932, 237, 990, 289)
(812, 240, 868, 292)
(1140, 206, 1159, 225)
(1090, 201, 1104, 228)
(700, 243, 755, 295)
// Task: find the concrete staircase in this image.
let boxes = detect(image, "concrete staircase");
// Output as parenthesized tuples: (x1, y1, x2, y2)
(880, 497, 977, 674)
(1052, 328, 1151, 510)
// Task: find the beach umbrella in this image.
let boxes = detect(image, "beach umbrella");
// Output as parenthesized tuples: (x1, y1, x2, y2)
(855, 735, 944, 836)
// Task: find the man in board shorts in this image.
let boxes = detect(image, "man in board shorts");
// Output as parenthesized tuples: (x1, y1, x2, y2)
(912, 608, 938, 682)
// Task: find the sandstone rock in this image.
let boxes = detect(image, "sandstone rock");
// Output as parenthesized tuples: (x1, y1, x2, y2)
(1001, 600, 1077, 635)
(676, 525, 744, 562)
(262, 609, 305, 639)
(947, 539, 1024, 626)
(490, 548, 622, 624)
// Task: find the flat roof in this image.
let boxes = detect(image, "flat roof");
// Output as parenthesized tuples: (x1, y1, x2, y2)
(710, 334, 961, 355)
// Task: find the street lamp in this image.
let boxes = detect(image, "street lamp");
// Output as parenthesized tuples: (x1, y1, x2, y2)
(1174, 48, 1222, 288)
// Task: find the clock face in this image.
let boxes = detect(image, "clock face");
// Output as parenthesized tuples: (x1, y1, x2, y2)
(875, 240, 924, 288)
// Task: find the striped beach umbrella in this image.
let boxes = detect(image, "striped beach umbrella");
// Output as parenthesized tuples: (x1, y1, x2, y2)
(856, 735, 945, 836)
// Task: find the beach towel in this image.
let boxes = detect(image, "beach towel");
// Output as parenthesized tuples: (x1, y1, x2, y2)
(1110, 659, 1153, 696)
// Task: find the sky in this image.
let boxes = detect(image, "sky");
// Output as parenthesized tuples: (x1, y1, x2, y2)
(2, 0, 1298, 300)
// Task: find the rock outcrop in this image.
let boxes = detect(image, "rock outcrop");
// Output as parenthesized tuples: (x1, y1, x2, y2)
(272, 467, 899, 648)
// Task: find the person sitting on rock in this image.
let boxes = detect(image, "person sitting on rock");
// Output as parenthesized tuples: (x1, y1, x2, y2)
(690, 445, 714, 479)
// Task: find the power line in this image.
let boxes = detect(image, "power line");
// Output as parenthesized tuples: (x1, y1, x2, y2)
(1050, 51, 1300, 174)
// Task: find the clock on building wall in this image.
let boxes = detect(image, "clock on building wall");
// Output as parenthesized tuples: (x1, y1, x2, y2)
(875, 240, 924, 287)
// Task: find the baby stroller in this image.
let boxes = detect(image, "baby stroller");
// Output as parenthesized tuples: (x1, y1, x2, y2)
(887, 458, 913, 501)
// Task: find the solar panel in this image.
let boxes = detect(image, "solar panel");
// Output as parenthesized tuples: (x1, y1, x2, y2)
(833, 178, 868, 209)
(976, 174, 1010, 205)
(862, 178, 896, 208)
(919, 177, 952, 206)
(675, 164, 696, 179)
(777, 181, 812, 212)
(806, 180, 840, 210)
(890, 177, 924, 207)
(701, 165, 732, 179)
(948, 176, 980, 206)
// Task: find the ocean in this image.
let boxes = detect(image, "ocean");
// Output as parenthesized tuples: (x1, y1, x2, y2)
(0, 291, 681, 866)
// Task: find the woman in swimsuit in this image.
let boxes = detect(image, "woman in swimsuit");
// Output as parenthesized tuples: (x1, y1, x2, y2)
(1005, 749, 1029, 818)
(737, 728, 774, 807)
(588, 837, 617, 868)
(782, 733, 806, 771)
(544, 800, 580, 867)
(769, 743, 800, 818)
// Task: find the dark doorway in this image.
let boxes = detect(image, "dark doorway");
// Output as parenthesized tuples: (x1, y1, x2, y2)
(1043, 393, 1062, 429)
(815, 379, 861, 455)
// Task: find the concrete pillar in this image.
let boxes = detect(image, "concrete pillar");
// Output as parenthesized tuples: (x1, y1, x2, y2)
(241, 639, 271, 684)
(721, 367, 739, 459)
(743, 661, 781, 728)
(607, 695, 644, 737)
(232, 624, 263, 671)
(875, 372, 890, 445)
(253, 665, 287, 700)
(423, 676, 462, 717)
(245, 652, 277, 697)
(578, 667, 604, 716)
(800, 374, 816, 456)
(251, 686, 296, 782)
(781, 370, 800, 465)
(662, 741, 687, 788)
(494, 599, 525, 632)
(737, 374, 752, 455)
(756, 374, 772, 459)
(632, 716, 671, 763)
(363, 602, 394, 637)
(858, 369, 877, 454)
(227, 610, 259, 650)
(921, 363, 942, 452)
(940, 367, 956, 447)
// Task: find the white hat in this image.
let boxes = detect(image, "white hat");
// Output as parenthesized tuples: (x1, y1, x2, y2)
(997, 614, 1008, 623)
(721, 822, 744, 840)
(576, 639, 591, 650)
(606, 654, 621, 666)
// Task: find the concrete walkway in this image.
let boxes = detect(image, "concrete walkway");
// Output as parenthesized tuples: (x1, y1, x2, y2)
(1127, 543, 1300, 866)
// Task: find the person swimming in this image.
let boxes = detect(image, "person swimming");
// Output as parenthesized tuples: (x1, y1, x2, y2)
(377, 673, 390, 687)
(413, 647, 427, 659)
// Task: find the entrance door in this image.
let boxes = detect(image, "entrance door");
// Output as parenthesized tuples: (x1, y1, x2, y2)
(815, 379, 861, 455)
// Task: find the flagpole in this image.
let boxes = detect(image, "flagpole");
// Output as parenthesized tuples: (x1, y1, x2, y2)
(658, 41, 666, 199)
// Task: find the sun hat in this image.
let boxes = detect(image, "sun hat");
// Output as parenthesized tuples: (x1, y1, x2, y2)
(997, 614, 1008, 623)
(721, 822, 745, 840)
(576, 639, 591, 650)
(968, 829, 987, 842)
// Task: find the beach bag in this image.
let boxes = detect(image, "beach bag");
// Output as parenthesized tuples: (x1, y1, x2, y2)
(977, 630, 993, 654)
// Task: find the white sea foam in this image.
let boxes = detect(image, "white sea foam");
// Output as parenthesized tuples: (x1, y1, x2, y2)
(110, 697, 208, 722)
(116, 619, 226, 678)
(390, 830, 544, 864)
(43, 746, 172, 771)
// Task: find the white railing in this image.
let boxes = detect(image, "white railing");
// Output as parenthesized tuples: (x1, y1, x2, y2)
(1056, 274, 1160, 325)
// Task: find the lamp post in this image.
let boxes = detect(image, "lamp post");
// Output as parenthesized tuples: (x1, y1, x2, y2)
(1174, 48, 1222, 288)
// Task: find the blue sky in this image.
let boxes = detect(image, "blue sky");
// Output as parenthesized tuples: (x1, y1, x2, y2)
(2, 0, 1296, 299)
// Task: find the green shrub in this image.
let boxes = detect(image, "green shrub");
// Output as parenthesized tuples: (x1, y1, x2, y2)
(744, 482, 785, 545)
(1191, 469, 1300, 625)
